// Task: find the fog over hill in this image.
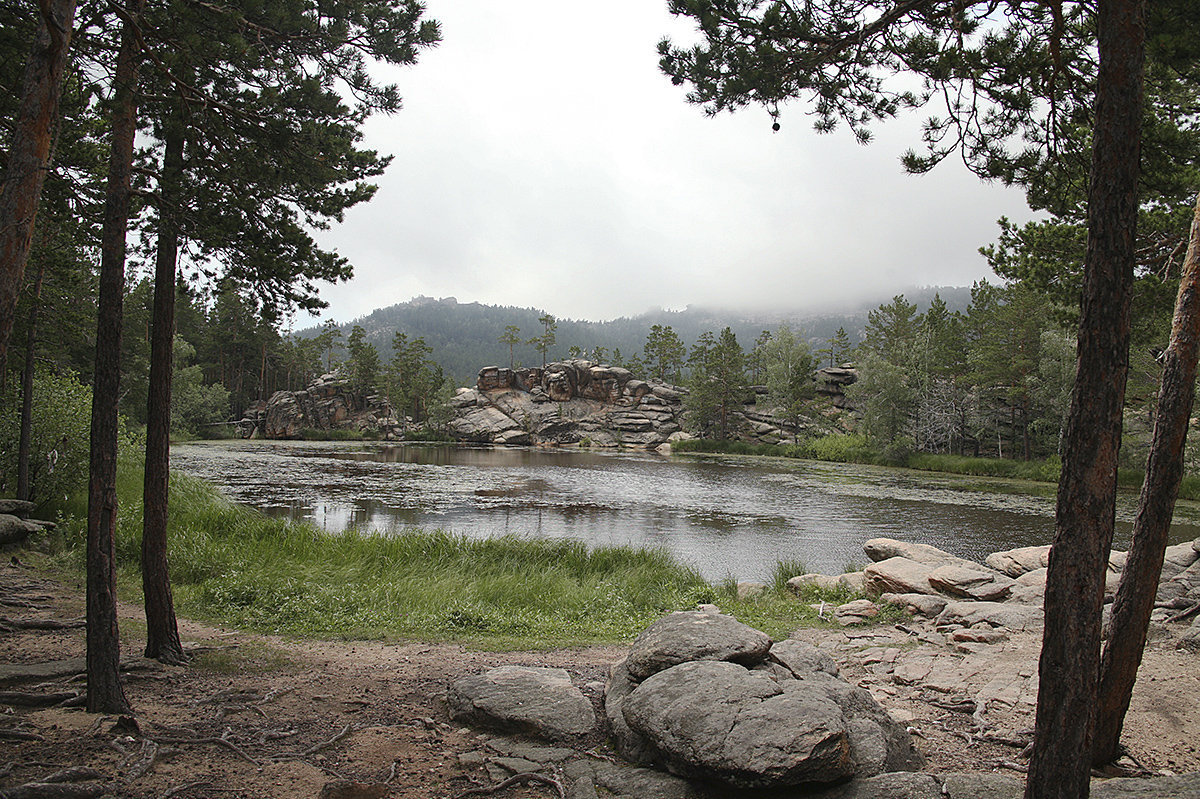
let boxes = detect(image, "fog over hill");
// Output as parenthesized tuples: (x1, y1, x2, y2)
(300, 287, 973, 384)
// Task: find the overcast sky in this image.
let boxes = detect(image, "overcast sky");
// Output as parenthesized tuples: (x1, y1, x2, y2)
(310, 0, 1036, 326)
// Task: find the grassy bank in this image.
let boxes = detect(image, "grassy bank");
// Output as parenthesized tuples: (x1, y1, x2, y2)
(672, 436, 1200, 501)
(49, 457, 861, 648)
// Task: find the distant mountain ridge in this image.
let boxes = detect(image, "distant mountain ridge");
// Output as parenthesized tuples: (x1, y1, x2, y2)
(300, 287, 973, 384)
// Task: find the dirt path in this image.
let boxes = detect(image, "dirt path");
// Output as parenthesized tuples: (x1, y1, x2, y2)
(1, 559, 1197, 798)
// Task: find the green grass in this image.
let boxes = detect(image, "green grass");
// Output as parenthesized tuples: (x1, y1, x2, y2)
(52, 458, 881, 648)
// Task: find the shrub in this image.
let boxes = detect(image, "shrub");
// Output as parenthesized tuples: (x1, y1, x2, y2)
(0, 369, 93, 510)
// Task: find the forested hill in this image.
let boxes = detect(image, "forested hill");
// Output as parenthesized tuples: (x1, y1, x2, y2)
(301, 287, 972, 384)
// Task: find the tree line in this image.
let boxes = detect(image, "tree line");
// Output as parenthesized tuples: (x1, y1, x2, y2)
(1, 0, 438, 710)
(661, 0, 1199, 794)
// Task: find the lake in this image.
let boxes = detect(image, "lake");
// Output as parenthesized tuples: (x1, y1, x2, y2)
(170, 440, 1200, 582)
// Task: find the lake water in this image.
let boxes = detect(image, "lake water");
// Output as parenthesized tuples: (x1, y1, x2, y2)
(170, 440, 1200, 582)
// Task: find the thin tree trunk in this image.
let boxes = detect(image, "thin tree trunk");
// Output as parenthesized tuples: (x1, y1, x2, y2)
(0, 0, 78, 385)
(142, 107, 186, 665)
(16, 259, 46, 501)
(1093, 192, 1200, 766)
(86, 1, 146, 715)
(1024, 0, 1145, 795)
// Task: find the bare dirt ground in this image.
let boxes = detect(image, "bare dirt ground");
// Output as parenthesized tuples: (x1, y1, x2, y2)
(2, 557, 1198, 799)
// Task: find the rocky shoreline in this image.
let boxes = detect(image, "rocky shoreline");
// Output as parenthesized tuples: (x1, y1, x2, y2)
(444, 535, 1200, 798)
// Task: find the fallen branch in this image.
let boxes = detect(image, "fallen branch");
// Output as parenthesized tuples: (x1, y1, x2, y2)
(256, 687, 292, 705)
(0, 692, 80, 708)
(998, 760, 1029, 774)
(0, 784, 105, 799)
(0, 618, 85, 632)
(452, 772, 565, 799)
(0, 599, 45, 610)
(301, 724, 352, 756)
(0, 769, 107, 799)
(927, 696, 976, 713)
(162, 781, 211, 799)
(39, 770, 105, 785)
(150, 736, 259, 765)
(0, 729, 45, 742)
(977, 733, 1033, 750)
(1166, 600, 1200, 624)
(121, 740, 160, 781)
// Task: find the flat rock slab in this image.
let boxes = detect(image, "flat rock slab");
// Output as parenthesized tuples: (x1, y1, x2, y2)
(928, 564, 1016, 601)
(806, 771, 944, 799)
(937, 600, 1043, 632)
(1091, 772, 1200, 797)
(447, 665, 596, 743)
(624, 610, 772, 680)
(770, 639, 841, 678)
(864, 557, 939, 596)
(879, 592, 948, 617)
(938, 772, 1024, 799)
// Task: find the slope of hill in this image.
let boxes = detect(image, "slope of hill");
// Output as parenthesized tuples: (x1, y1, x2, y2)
(301, 288, 972, 384)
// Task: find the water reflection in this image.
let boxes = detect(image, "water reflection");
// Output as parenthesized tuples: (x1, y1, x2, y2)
(170, 440, 1200, 582)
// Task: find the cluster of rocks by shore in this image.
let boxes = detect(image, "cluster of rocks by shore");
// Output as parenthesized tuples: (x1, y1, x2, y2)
(782, 536, 1200, 648)
(445, 536, 1200, 798)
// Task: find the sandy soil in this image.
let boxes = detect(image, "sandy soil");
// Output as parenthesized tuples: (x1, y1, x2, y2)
(1, 558, 1197, 799)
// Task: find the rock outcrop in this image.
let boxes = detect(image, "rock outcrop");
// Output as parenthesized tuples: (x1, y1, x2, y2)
(448, 358, 856, 448)
(447, 360, 688, 448)
(236, 373, 402, 440)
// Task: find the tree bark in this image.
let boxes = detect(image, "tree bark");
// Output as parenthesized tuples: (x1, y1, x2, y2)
(0, 0, 78, 385)
(86, 0, 146, 715)
(142, 107, 186, 665)
(1024, 0, 1145, 796)
(16, 258, 46, 502)
(1092, 192, 1200, 766)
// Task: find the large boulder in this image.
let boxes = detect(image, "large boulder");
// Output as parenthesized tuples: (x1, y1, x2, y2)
(624, 610, 772, 680)
(622, 660, 855, 788)
(447, 666, 597, 743)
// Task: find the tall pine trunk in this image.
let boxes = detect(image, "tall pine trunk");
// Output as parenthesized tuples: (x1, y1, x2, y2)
(1092, 192, 1200, 765)
(0, 0, 78, 384)
(17, 259, 46, 501)
(86, 0, 145, 715)
(1024, 0, 1145, 795)
(142, 107, 186, 665)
